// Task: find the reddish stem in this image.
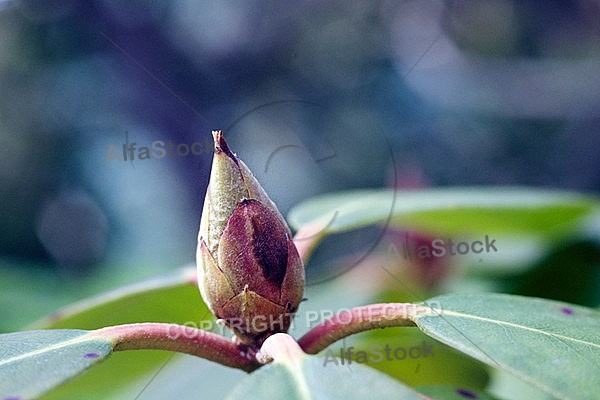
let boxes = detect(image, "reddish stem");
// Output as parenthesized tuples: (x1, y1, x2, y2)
(297, 303, 423, 354)
(90, 323, 261, 372)
(85, 303, 428, 372)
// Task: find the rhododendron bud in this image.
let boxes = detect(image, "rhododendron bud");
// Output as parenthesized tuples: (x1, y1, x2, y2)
(197, 130, 304, 346)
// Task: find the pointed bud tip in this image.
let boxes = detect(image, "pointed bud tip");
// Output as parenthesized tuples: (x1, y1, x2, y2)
(212, 130, 237, 162)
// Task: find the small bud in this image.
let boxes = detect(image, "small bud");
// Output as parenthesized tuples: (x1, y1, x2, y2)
(197, 131, 304, 346)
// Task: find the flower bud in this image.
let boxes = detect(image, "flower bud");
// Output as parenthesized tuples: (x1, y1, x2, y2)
(197, 130, 304, 346)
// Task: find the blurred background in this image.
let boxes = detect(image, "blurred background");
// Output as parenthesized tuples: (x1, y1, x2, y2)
(1, 1, 600, 396)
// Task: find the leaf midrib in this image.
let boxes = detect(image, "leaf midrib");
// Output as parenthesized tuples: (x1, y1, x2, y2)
(0, 332, 104, 367)
(417, 310, 600, 349)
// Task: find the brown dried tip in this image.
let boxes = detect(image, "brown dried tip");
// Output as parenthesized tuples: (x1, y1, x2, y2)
(212, 130, 236, 162)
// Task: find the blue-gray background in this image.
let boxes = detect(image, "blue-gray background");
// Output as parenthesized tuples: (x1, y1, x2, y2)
(1, 0, 600, 330)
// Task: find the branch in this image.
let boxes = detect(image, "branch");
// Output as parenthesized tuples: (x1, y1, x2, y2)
(84, 303, 431, 372)
(297, 303, 424, 354)
(90, 323, 261, 372)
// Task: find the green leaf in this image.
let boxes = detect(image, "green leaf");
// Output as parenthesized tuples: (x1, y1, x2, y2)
(510, 240, 600, 307)
(288, 187, 597, 238)
(28, 266, 210, 400)
(416, 385, 500, 399)
(0, 330, 112, 400)
(414, 293, 600, 400)
(29, 266, 204, 330)
(227, 354, 425, 400)
(351, 325, 489, 389)
(346, 290, 489, 389)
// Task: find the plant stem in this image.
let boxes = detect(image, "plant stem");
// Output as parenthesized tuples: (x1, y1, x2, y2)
(297, 303, 425, 354)
(85, 303, 430, 371)
(90, 323, 261, 372)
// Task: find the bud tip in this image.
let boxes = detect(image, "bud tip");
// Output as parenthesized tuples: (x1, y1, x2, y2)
(212, 130, 237, 161)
